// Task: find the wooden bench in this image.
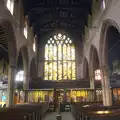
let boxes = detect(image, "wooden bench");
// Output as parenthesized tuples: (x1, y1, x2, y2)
(0, 103, 49, 120)
(71, 102, 120, 120)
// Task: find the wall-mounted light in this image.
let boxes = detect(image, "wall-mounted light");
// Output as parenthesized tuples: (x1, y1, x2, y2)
(15, 71, 24, 81)
(95, 69, 101, 80)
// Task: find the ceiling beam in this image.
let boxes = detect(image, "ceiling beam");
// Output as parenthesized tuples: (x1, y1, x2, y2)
(32, 19, 85, 28)
(29, 4, 89, 12)
(35, 28, 83, 34)
(29, 7, 88, 14)
(28, 8, 88, 21)
(31, 16, 86, 27)
(28, 8, 88, 23)
(33, 19, 84, 28)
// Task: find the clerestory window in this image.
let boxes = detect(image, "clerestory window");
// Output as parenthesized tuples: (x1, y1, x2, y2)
(6, 0, 14, 15)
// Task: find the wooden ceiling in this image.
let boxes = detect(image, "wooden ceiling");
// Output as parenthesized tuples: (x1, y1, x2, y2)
(23, 0, 93, 44)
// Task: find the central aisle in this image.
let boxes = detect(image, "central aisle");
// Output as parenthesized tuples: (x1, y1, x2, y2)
(43, 112, 75, 120)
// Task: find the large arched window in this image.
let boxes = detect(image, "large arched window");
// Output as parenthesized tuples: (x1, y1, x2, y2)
(44, 33, 76, 80)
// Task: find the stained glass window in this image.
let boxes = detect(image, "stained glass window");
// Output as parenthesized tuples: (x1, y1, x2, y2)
(44, 33, 76, 80)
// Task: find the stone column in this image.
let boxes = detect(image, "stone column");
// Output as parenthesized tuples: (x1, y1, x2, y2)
(7, 65, 16, 107)
(101, 66, 112, 106)
(23, 69, 29, 103)
(90, 75, 95, 89)
(38, 45, 45, 78)
(90, 75, 95, 101)
(0, 90, 2, 102)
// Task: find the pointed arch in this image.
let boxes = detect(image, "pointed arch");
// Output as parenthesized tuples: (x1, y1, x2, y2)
(0, 19, 17, 78)
(17, 45, 29, 71)
(99, 19, 120, 69)
(98, 19, 120, 106)
(0, 19, 17, 65)
(89, 45, 100, 77)
(89, 45, 101, 88)
(16, 45, 29, 87)
(0, 19, 17, 106)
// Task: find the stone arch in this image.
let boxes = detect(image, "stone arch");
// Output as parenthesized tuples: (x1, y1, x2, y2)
(89, 45, 100, 76)
(30, 57, 37, 79)
(17, 45, 29, 89)
(99, 19, 120, 70)
(0, 19, 17, 65)
(99, 19, 120, 106)
(0, 19, 17, 106)
(17, 45, 29, 71)
(89, 44, 100, 88)
(83, 57, 89, 80)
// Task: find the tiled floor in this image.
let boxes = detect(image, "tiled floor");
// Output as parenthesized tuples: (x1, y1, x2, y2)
(43, 112, 75, 120)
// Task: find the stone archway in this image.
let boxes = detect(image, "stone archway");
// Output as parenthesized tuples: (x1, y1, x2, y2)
(0, 19, 17, 65)
(83, 57, 89, 80)
(30, 57, 37, 80)
(16, 45, 29, 103)
(89, 45, 100, 89)
(21, 45, 29, 90)
(0, 19, 17, 106)
(99, 19, 120, 106)
(17, 45, 29, 89)
(100, 19, 120, 71)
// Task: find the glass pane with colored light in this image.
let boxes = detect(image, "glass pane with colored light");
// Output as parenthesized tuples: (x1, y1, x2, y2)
(53, 62, 57, 80)
(63, 44, 67, 60)
(71, 45, 75, 60)
(45, 45, 48, 60)
(58, 61, 62, 80)
(44, 62, 48, 80)
(58, 44, 62, 60)
(68, 61, 72, 79)
(63, 61, 67, 79)
(72, 62, 76, 80)
(48, 44, 53, 60)
(48, 61, 52, 80)
(67, 44, 71, 60)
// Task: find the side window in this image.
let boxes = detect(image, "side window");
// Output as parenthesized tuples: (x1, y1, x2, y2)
(24, 21, 28, 39)
(33, 38, 36, 52)
(102, 0, 106, 10)
(6, 0, 14, 15)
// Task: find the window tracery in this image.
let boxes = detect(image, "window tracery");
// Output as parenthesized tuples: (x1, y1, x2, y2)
(44, 33, 76, 80)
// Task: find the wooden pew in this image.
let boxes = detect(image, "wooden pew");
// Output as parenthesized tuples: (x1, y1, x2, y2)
(71, 102, 120, 120)
(0, 103, 49, 120)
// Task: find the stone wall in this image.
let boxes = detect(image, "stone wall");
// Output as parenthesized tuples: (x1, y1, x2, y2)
(82, 0, 120, 79)
(0, 0, 36, 77)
